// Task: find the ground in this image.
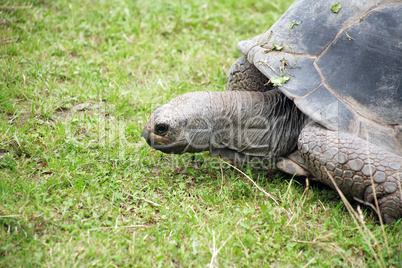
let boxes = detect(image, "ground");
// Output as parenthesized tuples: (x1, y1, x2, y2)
(0, 0, 401, 267)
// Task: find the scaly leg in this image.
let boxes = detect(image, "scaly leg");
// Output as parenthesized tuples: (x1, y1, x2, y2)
(298, 123, 402, 224)
(226, 56, 271, 92)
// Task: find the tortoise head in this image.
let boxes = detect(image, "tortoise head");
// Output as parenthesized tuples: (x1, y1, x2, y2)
(143, 90, 307, 161)
(142, 92, 213, 154)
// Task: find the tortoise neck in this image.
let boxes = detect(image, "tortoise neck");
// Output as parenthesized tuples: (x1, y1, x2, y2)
(208, 89, 309, 160)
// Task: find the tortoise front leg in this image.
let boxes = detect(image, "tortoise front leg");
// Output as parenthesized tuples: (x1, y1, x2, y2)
(226, 56, 271, 92)
(298, 123, 402, 224)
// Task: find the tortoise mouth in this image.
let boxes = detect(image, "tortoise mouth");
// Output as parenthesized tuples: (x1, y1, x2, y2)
(151, 141, 188, 154)
(142, 128, 188, 154)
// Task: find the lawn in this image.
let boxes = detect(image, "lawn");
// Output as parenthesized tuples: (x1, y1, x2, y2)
(0, 0, 401, 267)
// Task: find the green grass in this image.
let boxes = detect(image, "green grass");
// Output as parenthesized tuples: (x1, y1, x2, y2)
(0, 0, 401, 267)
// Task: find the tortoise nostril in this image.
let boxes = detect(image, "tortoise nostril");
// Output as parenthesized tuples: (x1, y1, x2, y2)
(155, 123, 169, 136)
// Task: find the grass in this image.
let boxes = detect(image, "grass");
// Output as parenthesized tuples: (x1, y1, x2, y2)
(0, 0, 401, 267)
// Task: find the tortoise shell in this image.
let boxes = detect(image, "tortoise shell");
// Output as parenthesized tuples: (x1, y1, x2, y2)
(237, 0, 401, 155)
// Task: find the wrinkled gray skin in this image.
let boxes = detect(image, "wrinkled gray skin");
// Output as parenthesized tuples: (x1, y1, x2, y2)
(142, 89, 307, 162)
(143, 0, 402, 224)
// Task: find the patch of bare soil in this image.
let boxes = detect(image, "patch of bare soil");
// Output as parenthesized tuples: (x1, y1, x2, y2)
(53, 102, 111, 122)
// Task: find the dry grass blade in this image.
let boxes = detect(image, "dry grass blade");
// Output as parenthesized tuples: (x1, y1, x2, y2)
(87, 225, 149, 234)
(0, 6, 32, 9)
(325, 170, 386, 268)
(208, 218, 243, 267)
(220, 158, 279, 205)
(208, 231, 235, 268)
(302, 257, 316, 268)
(219, 160, 224, 194)
(123, 192, 162, 207)
(362, 137, 391, 264)
(298, 177, 310, 205)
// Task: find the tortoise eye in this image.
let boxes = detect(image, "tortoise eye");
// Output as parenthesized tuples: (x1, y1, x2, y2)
(155, 123, 169, 136)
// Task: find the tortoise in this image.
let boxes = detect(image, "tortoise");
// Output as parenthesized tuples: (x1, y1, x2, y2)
(142, 0, 402, 224)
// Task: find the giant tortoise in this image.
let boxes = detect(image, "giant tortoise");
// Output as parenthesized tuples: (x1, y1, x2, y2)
(142, 0, 402, 224)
